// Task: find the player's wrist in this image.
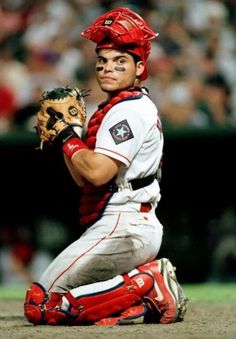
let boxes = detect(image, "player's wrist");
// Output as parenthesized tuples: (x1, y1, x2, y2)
(54, 125, 78, 144)
(63, 137, 88, 160)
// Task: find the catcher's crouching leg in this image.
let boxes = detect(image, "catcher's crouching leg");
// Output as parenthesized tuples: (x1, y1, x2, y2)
(24, 270, 155, 326)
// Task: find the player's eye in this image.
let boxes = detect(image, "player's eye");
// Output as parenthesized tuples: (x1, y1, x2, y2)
(97, 56, 106, 64)
(117, 57, 126, 65)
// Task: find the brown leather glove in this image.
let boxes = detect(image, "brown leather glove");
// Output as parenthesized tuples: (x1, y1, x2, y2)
(36, 87, 87, 149)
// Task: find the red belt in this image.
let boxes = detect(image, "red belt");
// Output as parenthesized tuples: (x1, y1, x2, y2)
(140, 202, 152, 212)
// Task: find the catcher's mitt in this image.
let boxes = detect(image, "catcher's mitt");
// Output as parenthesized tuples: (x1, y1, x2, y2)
(37, 86, 88, 149)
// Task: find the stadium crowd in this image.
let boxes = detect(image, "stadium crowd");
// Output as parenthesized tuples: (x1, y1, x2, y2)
(1, 0, 236, 134)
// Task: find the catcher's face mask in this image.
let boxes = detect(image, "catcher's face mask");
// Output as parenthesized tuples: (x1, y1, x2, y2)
(81, 7, 158, 81)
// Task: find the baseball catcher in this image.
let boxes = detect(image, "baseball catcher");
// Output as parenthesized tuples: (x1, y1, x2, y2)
(25, 7, 187, 326)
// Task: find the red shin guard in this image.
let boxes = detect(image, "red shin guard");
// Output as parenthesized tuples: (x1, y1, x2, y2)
(24, 271, 155, 326)
(64, 271, 154, 325)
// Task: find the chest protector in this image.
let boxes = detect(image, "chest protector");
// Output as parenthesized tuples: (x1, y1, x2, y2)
(79, 88, 143, 228)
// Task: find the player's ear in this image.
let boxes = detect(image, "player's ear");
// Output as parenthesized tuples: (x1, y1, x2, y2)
(136, 61, 145, 78)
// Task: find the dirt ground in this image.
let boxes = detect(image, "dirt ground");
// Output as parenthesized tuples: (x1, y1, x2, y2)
(0, 300, 236, 339)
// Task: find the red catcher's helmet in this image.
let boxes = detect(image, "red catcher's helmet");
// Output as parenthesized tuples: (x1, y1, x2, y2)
(81, 7, 158, 81)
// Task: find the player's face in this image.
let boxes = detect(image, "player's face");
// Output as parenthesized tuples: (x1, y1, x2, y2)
(95, 49, 144, 94)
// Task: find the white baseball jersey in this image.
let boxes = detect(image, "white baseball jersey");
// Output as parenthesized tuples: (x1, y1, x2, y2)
(95, 94, 163, 211)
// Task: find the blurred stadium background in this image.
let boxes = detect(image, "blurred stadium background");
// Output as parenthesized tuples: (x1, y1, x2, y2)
(0, 0, 236, 286)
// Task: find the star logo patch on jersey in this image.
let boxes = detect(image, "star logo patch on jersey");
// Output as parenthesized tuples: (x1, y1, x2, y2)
(109, 119, 134, 145)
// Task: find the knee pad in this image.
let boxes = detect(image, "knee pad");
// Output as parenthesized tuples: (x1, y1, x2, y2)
(24, 282, 64, 325)
(24, 282, 48, 325)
